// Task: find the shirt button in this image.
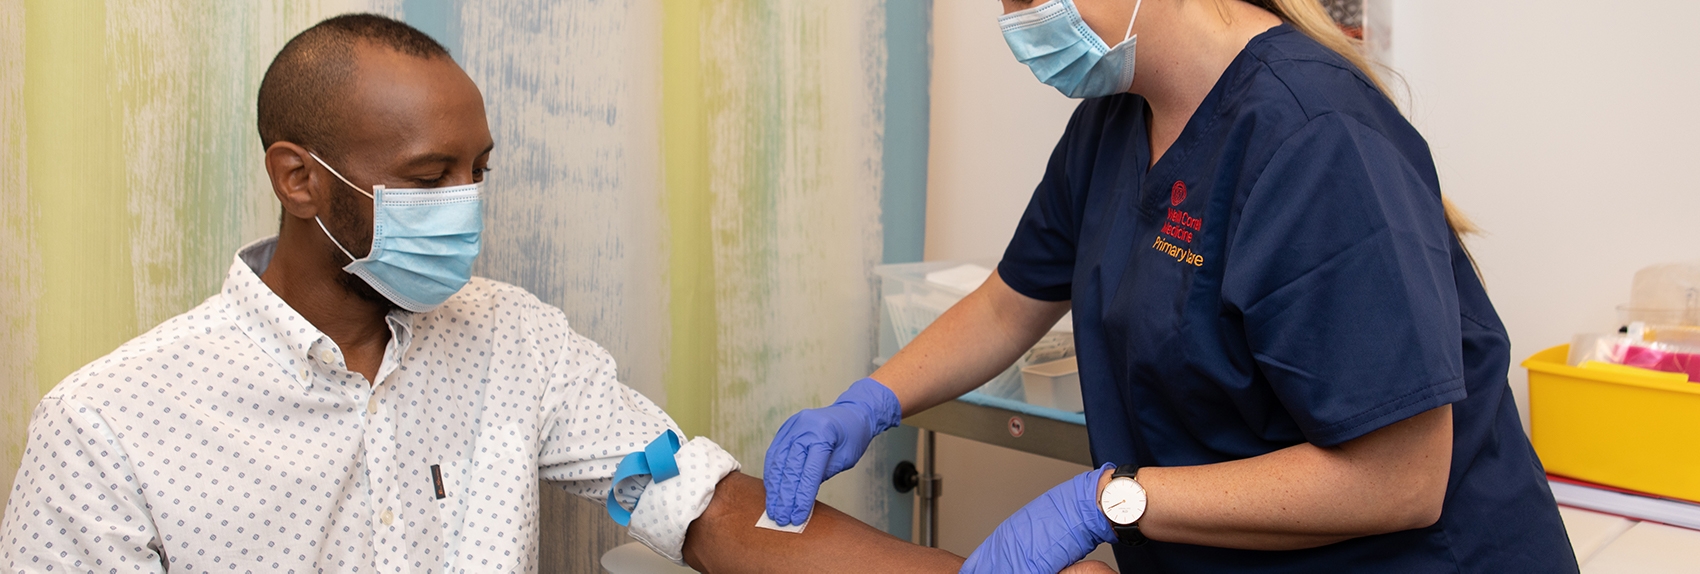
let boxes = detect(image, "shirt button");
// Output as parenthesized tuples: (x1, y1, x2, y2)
(320, 350, 336, 364)
(299, 368, 309, 382)
(367, 398, 379, 415)
(381, 508, 394, 525)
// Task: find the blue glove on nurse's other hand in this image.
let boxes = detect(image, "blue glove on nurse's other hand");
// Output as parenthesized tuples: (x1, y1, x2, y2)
(962, 464, 1119, 574)
(763, 377, 903, 526)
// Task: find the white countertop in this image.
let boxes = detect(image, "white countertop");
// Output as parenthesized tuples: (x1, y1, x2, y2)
(1562, 505, 1700, 573)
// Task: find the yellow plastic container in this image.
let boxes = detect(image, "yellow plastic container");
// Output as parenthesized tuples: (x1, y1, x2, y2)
(1524, 344, 1700, 502)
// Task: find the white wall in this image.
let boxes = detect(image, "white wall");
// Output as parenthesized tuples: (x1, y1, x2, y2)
(926, 0, 1078, 263)
(1388, 1, 1700, 424)
(923, 0, 1700, 563)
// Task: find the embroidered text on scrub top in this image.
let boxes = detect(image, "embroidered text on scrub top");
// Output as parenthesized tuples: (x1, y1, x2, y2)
(1153, 180, 1206, 267)
(1, 237, 737, 573)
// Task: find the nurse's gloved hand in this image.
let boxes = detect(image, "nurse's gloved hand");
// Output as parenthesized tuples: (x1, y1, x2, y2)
(763, 377, 903, 526)
(962, 464, 1118, 574)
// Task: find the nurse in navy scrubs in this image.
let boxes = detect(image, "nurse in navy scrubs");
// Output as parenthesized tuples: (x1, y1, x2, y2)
(763, 0, 1577, 571)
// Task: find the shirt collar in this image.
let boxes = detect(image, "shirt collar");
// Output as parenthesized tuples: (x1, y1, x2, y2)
(223, 236, 414, 387)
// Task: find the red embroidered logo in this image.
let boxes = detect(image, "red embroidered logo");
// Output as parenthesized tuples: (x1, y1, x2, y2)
(1153, 180, 1205, 267)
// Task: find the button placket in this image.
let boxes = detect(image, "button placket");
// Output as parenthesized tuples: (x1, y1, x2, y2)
(362, 367, 407, 571)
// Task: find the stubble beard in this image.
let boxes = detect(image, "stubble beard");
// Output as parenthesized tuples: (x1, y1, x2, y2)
(325, 188, 401, 313)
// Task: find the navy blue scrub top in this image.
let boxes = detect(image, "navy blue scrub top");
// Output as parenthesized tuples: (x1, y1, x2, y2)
(999, 25, 1575, 572)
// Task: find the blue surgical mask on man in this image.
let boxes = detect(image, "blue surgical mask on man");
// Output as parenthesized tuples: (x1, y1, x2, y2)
(309, 152, 483, 313)
(999, 0, 1142, 99)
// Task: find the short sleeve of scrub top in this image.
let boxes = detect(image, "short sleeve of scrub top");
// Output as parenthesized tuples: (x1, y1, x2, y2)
(1220, 112, 1466, 447)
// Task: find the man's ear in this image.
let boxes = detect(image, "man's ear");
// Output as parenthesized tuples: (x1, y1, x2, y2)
(265, 142, 323, 221)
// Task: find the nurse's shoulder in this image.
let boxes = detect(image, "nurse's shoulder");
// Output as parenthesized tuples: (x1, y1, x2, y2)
(1235, 25, 1415, 143)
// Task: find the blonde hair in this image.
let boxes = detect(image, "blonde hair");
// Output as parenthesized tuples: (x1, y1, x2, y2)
(1243, 0, 1479, 237)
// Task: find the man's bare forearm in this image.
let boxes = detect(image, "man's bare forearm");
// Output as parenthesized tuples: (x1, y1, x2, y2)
(682, 472, 964, 573)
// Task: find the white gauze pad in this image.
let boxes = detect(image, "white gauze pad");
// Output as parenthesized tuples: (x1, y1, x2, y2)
(755, 511, 809, 534)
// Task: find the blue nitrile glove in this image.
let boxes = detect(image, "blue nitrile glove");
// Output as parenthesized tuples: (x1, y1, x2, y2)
(962, 464, 1119, 574)
(763, 377, 903, 526)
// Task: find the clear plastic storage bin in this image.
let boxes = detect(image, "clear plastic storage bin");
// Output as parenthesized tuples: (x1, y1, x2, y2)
(1021, 356, 1083, 412)
(874, 261, 1075, 408)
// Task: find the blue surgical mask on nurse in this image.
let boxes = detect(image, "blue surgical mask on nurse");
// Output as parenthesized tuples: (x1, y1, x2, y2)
(1000, 0, 1143, 99)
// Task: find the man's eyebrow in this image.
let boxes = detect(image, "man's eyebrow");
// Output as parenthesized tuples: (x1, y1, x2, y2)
(398, 144, 495, 167)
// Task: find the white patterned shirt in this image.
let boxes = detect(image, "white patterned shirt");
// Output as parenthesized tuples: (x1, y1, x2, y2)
(2, 237, 737, 573)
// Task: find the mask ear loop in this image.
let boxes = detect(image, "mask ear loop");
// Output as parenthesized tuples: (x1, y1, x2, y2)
(308, 152, 376, 199)
(314, 216, 360, 262)
(307, 151, 375, 262)
(1124, 0, 1143, 42)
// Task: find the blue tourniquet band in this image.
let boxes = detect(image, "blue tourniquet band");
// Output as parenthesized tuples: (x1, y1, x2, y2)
(607, 430, 683, 526)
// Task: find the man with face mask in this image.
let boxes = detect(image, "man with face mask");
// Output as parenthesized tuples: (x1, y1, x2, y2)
(0, 14, 990, 574)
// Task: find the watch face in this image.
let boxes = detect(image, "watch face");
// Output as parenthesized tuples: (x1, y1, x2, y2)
(1100, 477, 1146, 526)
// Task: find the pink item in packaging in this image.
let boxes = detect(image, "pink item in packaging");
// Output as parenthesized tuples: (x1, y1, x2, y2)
(1619, 344, 1700, 383)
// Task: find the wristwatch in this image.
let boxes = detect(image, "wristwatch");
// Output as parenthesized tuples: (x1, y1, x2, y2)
(1098, 465, 1148, 546)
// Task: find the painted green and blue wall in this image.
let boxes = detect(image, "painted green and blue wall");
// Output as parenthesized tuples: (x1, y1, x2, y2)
(0, 0, 929, 545)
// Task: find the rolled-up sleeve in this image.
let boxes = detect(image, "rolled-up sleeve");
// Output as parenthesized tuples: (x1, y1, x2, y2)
(536, 328, 738, 564)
